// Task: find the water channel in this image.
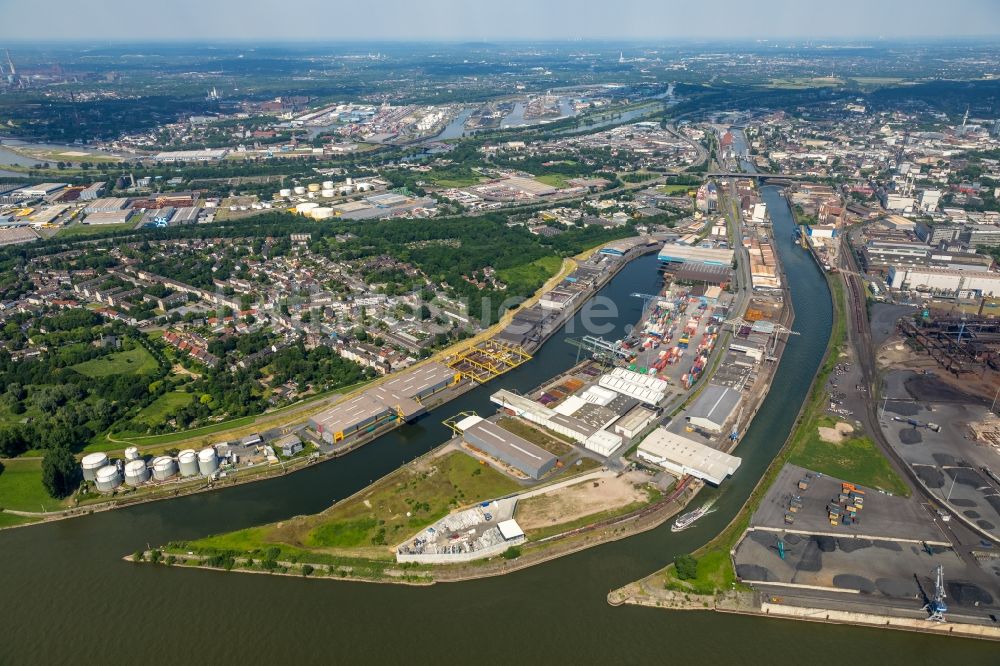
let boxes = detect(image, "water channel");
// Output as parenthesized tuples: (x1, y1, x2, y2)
(1, 188, 993, 664)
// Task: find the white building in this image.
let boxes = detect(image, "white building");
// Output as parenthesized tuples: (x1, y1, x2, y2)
(919, 189, 942, 213)
(637, 427, 741, 485)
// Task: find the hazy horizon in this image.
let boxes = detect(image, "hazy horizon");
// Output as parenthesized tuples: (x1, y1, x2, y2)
(1, 0, 998, 42)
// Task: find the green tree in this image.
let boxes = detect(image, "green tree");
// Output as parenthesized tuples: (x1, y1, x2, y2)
(42, 446, 81, 499)
(674, 554, 699, 580)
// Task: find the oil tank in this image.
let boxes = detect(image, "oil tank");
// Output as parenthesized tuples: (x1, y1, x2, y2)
(322, 180, 334, 189)
(310, 207, 334, 220)
(123, 459, 149, 486)
(152, 456, 178, 481)
(307, 183, 321, 193)
(81, 452, 109, 482)
(197, 447, 219, 476)
(295, 202, 319, 214)
(124, 446, 140, 462)
(293, 186, 306, 195)
(345, 177, 353, 186)
(178, 449, 199, 477)
(95, 465, 122, 493)
(279, 188, 292, 197)
(321, 188, 335, 198)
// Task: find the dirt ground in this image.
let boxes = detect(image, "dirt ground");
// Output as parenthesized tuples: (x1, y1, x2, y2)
(818, 422, 854, 443)
(515, 472, 649, 531)
(877, 334, 998, 404)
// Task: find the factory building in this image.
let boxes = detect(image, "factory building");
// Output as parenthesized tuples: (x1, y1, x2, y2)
(83, 197, 129, 214)
(309, 362, 459, 443)
(887, 265, 1000, 297)
(456, 415, 556, 480)
(79, 182, 106, 201)
(685, 383, 741, 434)
(15, 183, 68, 199)
(490, 389, 599, 445)
(637, 427, 742, 485)
(657, 243, 735, 267)
(598, 367, 668, 406)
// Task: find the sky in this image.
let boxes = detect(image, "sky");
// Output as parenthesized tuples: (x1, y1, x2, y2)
(1, 0, 998, 42)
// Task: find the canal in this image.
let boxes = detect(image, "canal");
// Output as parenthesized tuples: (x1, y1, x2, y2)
(1, 192, 994, 664)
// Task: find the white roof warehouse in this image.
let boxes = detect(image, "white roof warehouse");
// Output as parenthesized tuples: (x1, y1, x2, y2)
(637, 427, 741, 486)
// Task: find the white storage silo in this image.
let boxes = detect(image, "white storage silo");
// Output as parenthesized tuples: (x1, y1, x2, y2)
(81, 452, 109, 482)
(124, 446, 140, 462)
(322, 180, 334, 190)
(321, 188, 335, 198)
(345, 177, 353, 186)
(307, 183, 321, 193)
(293, 186, 306, 195)
(178, 449, 199, 477)
(95, 465, 122, 493)
(197, 447, 219, 476)
(295, 202, 319, 214)
(123, 459, 149, 486)
(279, 188, 292, 198)
(152, 456, 178, 481)
(310, 207, 333, 220)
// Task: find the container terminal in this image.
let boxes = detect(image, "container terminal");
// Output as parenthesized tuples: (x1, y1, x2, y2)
(395, 181, 797, 565)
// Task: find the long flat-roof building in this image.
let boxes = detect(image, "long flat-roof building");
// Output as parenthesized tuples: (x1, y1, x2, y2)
(658, 243, 735, 267)
(309, 362, 459, 443)
(685, 383, 741, 434)
(15, 183, 68, 199)
(456, 415, 556, 480)
(637, 427, 741, 485)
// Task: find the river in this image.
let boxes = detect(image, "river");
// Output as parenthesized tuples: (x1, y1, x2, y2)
(1, 193, 994, 664)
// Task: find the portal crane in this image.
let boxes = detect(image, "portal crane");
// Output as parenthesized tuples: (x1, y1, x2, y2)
(923, 565, 947, 622)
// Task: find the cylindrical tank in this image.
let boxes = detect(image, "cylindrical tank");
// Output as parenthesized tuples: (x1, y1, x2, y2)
(178, 449, 199, 477)
(124, 446, 140, 462)
(293, 186, 306, 195)
(197, 447, 219, 476)
(345, 177, 353, 186)
(279, 188, 291, 198)
(321, 188, 335, 198)
(81, 452, 109, 482)
(310, 207, 333, 220)
(295, 202, 319, 213)
(123, 459, 149, 486)
(95, 465, 122, 493)
(322, 180, 334, 189)
(152, 456, 178, 481)
(307, 183, 321, 193)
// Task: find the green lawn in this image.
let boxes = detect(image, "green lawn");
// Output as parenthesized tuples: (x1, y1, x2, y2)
(658, 184, 696, 195)
(787, 415, 909, 496)
(189, 451, 521, 557)
(0, 459, 69, 513)
(535, 174, 572, 188)
(57, 222, 135, 238)
(72, 347, 158, 378)
(0, 512, 41, 528)
(498, 255, 562, 288)
(134, 391, 193, 426)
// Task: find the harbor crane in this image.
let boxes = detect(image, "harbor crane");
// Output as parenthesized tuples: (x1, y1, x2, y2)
(923, 565, 948, 622)
(631, 292, 663, 317)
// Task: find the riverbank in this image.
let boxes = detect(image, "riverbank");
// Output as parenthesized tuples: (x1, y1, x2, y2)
(132, 182, 796, 585)
(0, 236, 660, 530)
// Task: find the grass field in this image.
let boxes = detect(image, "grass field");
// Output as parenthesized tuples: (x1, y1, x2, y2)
(0, 459, 69, 513)
(658, 184, 696, 195)
(535, 173, 572, 188)
(57, 223, 135, 238)
(190, 451, 521, 558)
(72, 347, 159, 378)
(498, 255, 562, 288)
(766, 76, 844, 89)
(0, 512, 41, 528)
(134, 391, 193, 426)
(787, 415, 909, 496)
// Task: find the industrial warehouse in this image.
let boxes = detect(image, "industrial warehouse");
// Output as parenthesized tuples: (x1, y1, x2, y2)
(308, 362, 461, 444)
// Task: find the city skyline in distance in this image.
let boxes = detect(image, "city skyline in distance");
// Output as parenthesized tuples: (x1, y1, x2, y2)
(1, 0, 999, 42)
